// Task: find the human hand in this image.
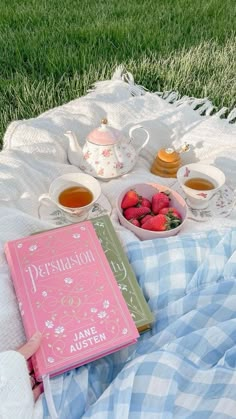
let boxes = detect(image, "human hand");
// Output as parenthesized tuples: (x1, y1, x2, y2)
(17, 331, 43, 401)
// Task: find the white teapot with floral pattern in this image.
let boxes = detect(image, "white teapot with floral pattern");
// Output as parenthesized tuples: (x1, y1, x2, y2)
(65, 118, 150, 180)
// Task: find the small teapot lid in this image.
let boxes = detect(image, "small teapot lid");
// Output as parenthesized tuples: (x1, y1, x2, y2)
(87, 118, 121, 145)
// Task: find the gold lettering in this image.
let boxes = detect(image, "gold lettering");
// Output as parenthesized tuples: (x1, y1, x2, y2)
(61, 296, 81, 307)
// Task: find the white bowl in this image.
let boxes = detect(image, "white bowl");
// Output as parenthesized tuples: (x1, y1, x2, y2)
(116, 182, 188, 240)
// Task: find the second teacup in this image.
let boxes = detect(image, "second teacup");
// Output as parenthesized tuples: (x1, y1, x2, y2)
(39, 173, 101, 221)
(177, 163, 225, 209)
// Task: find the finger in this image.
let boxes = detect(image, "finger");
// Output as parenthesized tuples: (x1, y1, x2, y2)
(33, 383, 44, 402)
(30, 375, 37, 389)
(18, 331, 42, 360)
(27, 358, 33, 373)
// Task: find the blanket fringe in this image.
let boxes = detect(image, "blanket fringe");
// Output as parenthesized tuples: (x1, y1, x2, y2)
(98, 65, 236, 124)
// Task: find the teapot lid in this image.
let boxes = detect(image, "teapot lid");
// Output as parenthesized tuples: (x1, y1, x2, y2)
(87, 118, 121, 145)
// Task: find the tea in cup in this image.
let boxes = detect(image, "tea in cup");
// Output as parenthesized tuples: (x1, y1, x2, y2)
(177, 163, 225, 209)
(39, 173, 101, 220)
(58, 185, 93, 208)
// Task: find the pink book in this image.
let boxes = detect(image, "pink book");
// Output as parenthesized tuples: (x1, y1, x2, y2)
(4, 221, 139, 381)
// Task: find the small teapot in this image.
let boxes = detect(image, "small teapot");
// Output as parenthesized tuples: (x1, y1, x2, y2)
(65, 118, 150, 180)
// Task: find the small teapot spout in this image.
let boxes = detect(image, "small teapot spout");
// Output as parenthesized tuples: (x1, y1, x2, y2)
(64, 130, 83, 167)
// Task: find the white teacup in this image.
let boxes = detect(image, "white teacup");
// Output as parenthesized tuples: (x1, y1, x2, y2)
(39, 173, 101, 221)
(177, 163, 225, 209)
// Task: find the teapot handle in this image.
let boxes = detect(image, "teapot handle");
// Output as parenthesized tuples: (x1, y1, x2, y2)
(128, 125, 150, 154)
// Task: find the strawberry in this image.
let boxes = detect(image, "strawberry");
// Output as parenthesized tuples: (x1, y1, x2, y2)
(159, 207, 182, 220)
(121, 190, 139, 209)
(151, 192, 170, 214)
(139, 197, 152, 208)
(123, 206, 151, 220)
(142, 214, 171, 231)
(130, 219, 141, 227)
(140, 214, 153, 225)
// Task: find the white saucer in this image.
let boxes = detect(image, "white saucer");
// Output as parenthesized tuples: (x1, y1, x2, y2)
(173, 181, 235, 222)
(38, 193, 112, 226)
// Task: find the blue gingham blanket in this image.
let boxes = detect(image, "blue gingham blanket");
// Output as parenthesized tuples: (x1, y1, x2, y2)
(42, 227, 236, 418)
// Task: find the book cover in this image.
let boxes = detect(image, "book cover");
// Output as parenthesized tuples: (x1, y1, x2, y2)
(91, 215, 154, 333)
(4, 221, 139, 381)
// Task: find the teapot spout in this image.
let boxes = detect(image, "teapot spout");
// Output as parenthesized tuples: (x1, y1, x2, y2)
(64, 130, 82, 167)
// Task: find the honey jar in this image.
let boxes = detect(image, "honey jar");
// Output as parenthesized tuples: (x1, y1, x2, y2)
(151, 144, 190, 178)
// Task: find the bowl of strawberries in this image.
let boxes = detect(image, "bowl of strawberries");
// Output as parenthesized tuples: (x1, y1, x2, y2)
(116, 182, 188, 240)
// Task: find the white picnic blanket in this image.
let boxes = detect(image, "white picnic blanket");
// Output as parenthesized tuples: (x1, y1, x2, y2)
(0, 67, 236, 418)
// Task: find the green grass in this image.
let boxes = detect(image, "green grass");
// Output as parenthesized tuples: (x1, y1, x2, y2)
(0, 0, 235, 147)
